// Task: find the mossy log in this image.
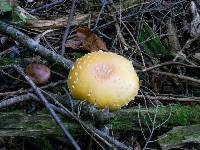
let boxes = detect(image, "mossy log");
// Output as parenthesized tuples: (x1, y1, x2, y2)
(0, 111, 81, 137)
(158, 124, 200, 149)
(1, 104, 200, 137)
(106, 104, 200, 132)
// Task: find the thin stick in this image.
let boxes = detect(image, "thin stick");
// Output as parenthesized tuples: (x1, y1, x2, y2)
(151, 70, 200, 85)
(138, 61, 200, 72)
(0, 93, 34, 109)
(51, 105, 133, 150)
(136, 95, 200, 102)
(61, 0, 77, 55)
(173, 33, 200, 61)
(0, 93, 132, 150)
(13, 65, 80, 150)
(0, 79, 67, 97)
(107, 2, 129, 50)
(31, 0, 65, 14)
(94, 1, 107, 29)
(0, 21, 74, 69)
(41, 90, 132, 150)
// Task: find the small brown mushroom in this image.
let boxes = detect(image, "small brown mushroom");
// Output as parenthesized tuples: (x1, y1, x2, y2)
(67, 51, 139, 110)
(25, 64, 50, 85)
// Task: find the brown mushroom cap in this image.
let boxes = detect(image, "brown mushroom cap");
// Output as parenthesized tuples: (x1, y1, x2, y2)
(25, 64, 50, 85)
(67, 51, 139, 110)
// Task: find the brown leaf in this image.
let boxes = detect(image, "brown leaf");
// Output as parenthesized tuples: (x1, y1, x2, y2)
(76, 27, 91, 37)
(26, 14, 89, 28)
(65, 37, 83, 49)
(65, 27, 107, 52)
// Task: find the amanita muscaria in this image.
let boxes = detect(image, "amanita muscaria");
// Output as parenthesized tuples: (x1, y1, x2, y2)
(67, 51, 139, 110)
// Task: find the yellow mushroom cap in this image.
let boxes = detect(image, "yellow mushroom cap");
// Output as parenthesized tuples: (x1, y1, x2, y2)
(67, 51, 139, 110)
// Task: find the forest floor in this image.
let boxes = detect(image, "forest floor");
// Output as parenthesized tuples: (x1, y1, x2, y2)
(1, 0, 200, 149)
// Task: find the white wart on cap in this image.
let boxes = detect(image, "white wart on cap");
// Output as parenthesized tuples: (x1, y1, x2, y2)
(67, 51, 139, 110)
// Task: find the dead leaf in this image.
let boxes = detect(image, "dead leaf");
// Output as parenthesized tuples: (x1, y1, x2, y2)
(65, 27, 107, 52)
(26, 14, 89, 28)
(65, 37, 83, 50)
(76, 27, 91, 38)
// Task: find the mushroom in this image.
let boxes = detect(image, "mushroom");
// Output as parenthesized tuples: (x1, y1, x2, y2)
(67, 51, 139, 110)
(25, 64, 51, 85)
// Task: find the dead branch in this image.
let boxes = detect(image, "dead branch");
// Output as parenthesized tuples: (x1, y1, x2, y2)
(0, 93, 133, 150)
(0, 93, 34, 109)
(136, 95, 200, 103)
(138, 61, 200, 72)
(0, 21, 74, 69)
(0, 79, 67, 97)
(13, 65, 80, 150)
(61, 0, 77, 55)
(30, 0, 65, 14)
(173, 33, 200, 62)
(1, 92, 200, 139)
(151, 70, 200, 85)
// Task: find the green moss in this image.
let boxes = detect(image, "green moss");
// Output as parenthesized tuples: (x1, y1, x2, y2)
(109, 104, 200, 131)
(108, 108, 140, 131)
(0, 58, 19, 66)
(1, 104, 200, 136)
(0, 110, 82, 136)
(156, 104, 200, 126)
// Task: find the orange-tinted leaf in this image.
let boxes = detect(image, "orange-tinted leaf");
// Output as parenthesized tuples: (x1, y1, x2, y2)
(77, 27, 91, 37)
(65, 37, 83, 49)
(65, 27, 107, 52)
(82, 33, 107, 52)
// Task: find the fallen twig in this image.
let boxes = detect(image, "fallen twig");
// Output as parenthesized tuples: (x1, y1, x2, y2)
(136, 95, 200, 103)
(173, 33, 200, 62)
(61, 0, 77, 55)
(30, 0, 65, 14)
(13, 65, 80, 150)
(0, 21, 74, 69)
(0, 93, 133, 150)
(42, 90, 132, 150)
(0, 79, 67, 97)
(151, 70, 200, 85)
(138, 61, 200, 72)
(106, 1, 129, 50)
(0, 93, 34, 109)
